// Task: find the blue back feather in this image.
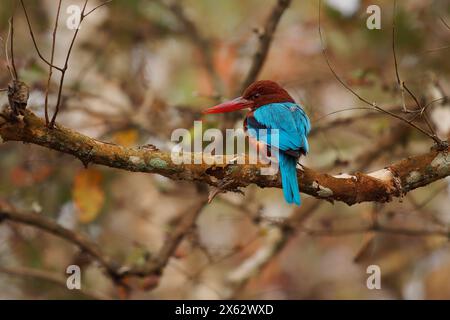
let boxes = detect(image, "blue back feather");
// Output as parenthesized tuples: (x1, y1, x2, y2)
(247, 102, 310, 205)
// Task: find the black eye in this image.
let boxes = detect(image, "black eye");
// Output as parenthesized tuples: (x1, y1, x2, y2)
(253, 93, 260, 99)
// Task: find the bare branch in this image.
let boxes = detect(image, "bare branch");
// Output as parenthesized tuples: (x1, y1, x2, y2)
(425, 45, 450, 53)
(0, 195, 206, 295)
(126, 197, 207, 277)
(239, 0, 292, 92)
(300, 224, 450, 238)
(392, 1, 439, 139)
(84, 0, 112, 18)
(0, 200, 120, 278)
(318, 0, 444, 146)
(44, 0, 62, 125)
(392, 0, 410, 113)
(440, 16, 450, 30)
(50, 0, 89, 127)
(0, 265, 110, 300)
(20, 0, 63, 72)
(318, 1, 373, 107)
(5, 17, 16, 80)
(228, 200, 321, 296)
(8, 16, 18, 80)
(1, 110, 450, 206)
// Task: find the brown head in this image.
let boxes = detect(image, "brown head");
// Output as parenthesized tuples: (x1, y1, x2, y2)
(203, 80, 295, 114)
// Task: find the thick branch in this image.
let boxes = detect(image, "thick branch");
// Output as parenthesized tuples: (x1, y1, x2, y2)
(1, 110, 449, 206)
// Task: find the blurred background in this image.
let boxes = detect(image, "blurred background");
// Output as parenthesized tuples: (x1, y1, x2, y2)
(1, 0, 450, 299)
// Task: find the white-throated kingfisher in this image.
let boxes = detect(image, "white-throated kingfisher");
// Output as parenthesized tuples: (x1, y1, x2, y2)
(203, 80, 311, 206)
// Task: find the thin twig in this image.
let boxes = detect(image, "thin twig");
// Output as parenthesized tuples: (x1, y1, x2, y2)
(0, 265, 110, 300)
(301, 224, 449, 238)
(407, 97, 446, 123)
(225, 0, 291, 126)
(50, 0, 89, 127)
(44, 0, 62, 125)
(392, 0, 409, 112)
(318, 1, 372, 107)
(9, 15, 18, 80)
(425, 45, 450, 53)
(5, 17, 15, 80)
(392, 1, 439, 138)
(318, 0, 443, 146)
(20, 0, 63, 72)
(129, 197, 208, 276)
(239, 0, 292, 92)
(0, 201, 120, 278)
(84, 0, 112, 18)
(440, 16, 450, 30)
(403, 82, 422, 111)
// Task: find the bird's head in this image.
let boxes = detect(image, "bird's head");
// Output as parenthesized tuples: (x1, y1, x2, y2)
(202, 80, 295, 114)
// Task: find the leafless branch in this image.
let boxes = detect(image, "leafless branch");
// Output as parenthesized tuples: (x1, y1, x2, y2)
(0, 265, 110, 300)
(5, 17, 16, 80)
(2, 110, 450, 206)
(0, 200, 121, 279)
(49, 0, 89, 127)
(300, 224, 449, 238)
(228, 200, 321, 297)
(84, 0, 112, 18)
(318, 0, 445, 147)
(440, 16, 450, 30)
(8, 16, 18, 80)
(44, 0, 62, 125)
(20, 0, 109, 127)
(20, 0, 64, 72)
(0, 195, 207, 294)
(125, 197, 207, 277)
(239, 0, 292, 92)
(392, 0, 416, 114)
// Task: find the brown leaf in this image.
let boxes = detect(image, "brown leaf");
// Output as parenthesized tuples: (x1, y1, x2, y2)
(73, 169, 105, 224)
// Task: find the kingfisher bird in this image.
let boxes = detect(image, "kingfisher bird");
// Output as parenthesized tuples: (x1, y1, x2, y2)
(203, 80, 311, 206)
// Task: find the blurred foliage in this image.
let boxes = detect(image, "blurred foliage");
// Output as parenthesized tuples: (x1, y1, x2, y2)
(0, 0, 450, 299)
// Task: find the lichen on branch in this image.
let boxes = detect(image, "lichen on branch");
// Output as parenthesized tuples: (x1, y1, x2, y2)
(1, 110, 449, 206)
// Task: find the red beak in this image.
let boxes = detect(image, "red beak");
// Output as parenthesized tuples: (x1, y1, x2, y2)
(202, 97, 253, 114)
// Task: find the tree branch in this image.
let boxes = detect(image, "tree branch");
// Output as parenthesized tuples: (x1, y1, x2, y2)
(0, 201, 120, 278)
(0, 195, 207, 293)
(1, 110, 450, 206)
(124, 196, 207, 277)
(0, 265, 110, 300)
(240, 0, 292, 92)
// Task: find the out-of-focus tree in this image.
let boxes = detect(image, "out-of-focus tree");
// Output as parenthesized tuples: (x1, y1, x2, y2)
(0, 0, 450, 299)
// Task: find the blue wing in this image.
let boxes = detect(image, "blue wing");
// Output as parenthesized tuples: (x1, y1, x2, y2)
(247, 102, 311, 155)
(246, 102, 310, 206)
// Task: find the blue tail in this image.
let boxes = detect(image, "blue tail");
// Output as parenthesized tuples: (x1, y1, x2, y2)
(279, 152, 301, 205)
